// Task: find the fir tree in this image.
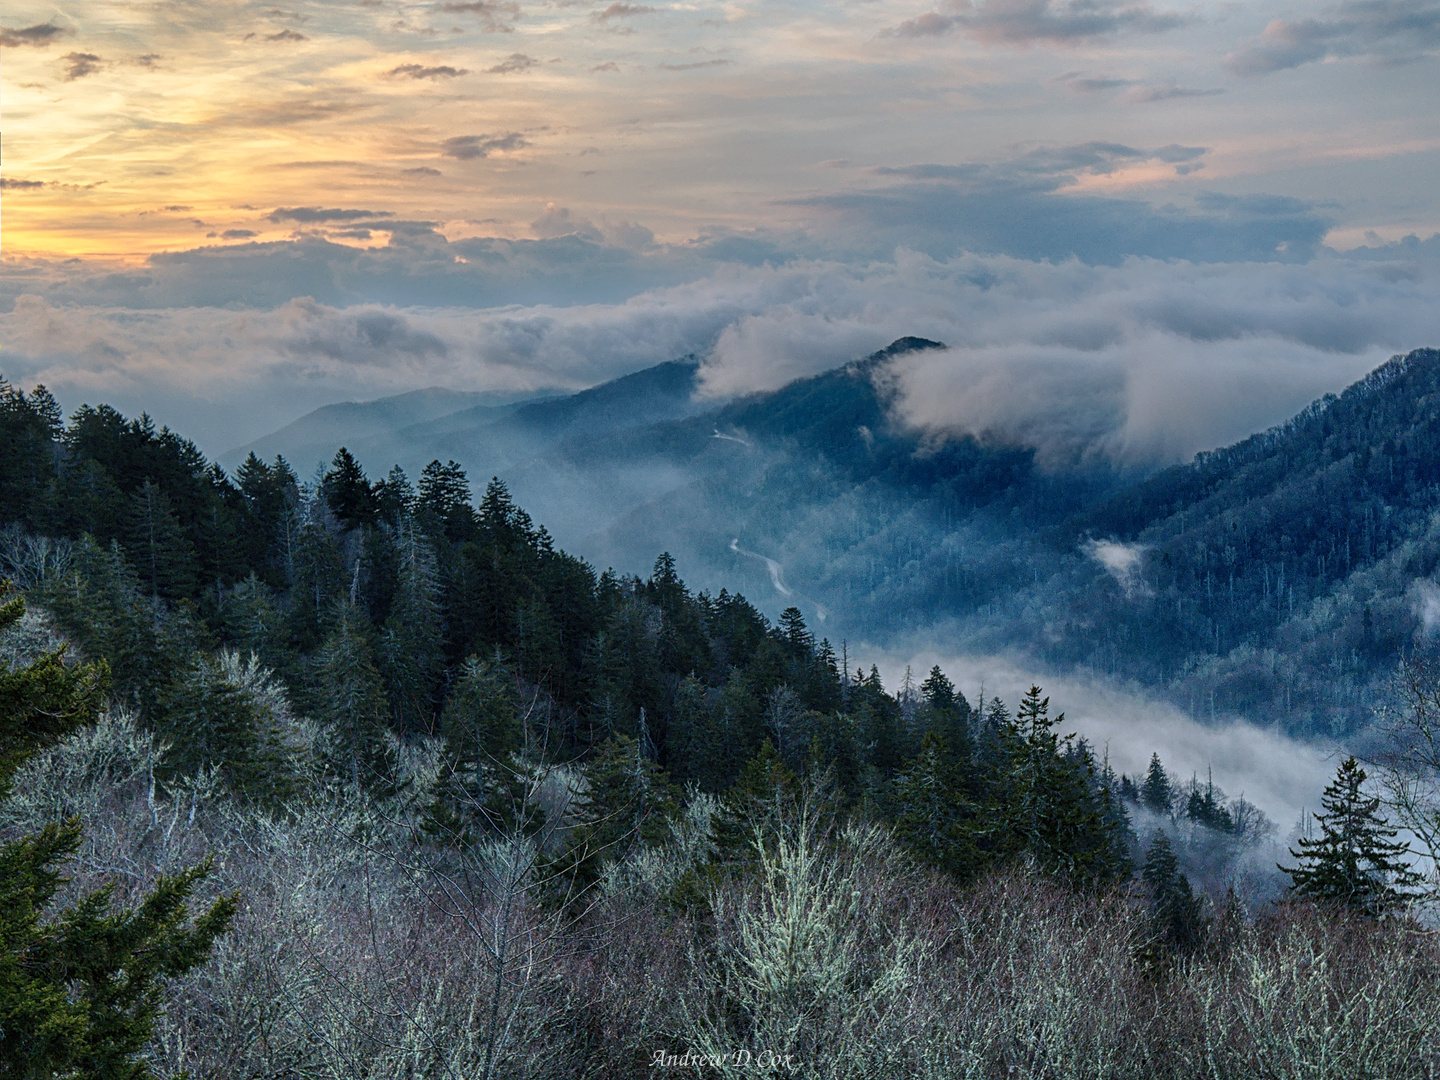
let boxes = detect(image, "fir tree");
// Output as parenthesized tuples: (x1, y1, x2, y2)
(920, 665, 956, 712)
(125, 480, 196, 601)
(0, 583, 235, 1077)
(1142, 831, 1207, 953)
(379, 522, 445, 732)
(1141, 753, 1174, 815)
(892, 733, 984, 880)
(321, 447, 375, 529)
(1283, 756, 1422, 917)
(311, 602, 395, 789)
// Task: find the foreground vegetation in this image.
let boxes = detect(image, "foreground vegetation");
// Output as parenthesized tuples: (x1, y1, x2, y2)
(3, 382, 1439, 1077)
(6, 704, 1440, 1079)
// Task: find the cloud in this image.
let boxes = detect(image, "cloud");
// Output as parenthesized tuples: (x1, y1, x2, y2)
(1120, 84, 1225, 103)
(387, 62, 469, 78)
(1052, 71, 1133, 93)
(1082, 538, 1150, 596)
(4, 245, 1439, 460)
(60, 52, 103, 80)
(595, 2, 655, 19)
(440, 131, 529, 158)
(487, 52, 538, 73)
(403, 166, 443, 175)
(221, 229, 259, 239)
(0, 22, 67, 47)
(886, 0, 1185, 44)
(656, 58, 732, 70)
(267, 207, 395, 223)
(875, 649, 1335, 829)
(1413, 581, 1440, 636)
(264, 29, 308, 42)
(532, 203, 604, 241)
(0, 178, 47, 190)
(441, 0, 520, 32)
(1051, 73, 1224, 102)
(886, 12, 960, 37)
(1225, 0, 1440, 75)
(787, 143, 1332, 266)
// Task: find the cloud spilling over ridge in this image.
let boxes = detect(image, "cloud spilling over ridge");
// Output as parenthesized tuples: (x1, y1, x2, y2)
(2, 249, 1438, 457)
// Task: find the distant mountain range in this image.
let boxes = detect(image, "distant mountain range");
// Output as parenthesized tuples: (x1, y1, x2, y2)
(231, 340, 1440, 737)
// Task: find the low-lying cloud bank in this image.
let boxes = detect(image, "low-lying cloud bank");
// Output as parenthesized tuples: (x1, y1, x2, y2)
(1, 246, 1437, 459)
(874, 649, 1339, 831)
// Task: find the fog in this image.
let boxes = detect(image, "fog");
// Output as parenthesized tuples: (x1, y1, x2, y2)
(4, 248, 1438, 460)
(871, 647, 1339, 831)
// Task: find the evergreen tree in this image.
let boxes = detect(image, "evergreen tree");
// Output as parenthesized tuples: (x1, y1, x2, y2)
(1283, 756, 1422, 917)
(0, 378, 60, 531)
(1141, 753, 1174, 815)
(668, 673, 725, 791)
(920, 665, 956, 712)
(417, 459, 474, 540)
(1142, 830, 1208, 953)
(321, 447, 375, 529)
(0, 585, 108, 794)
(379, 522, 445, 732)
(125, 480, 197, 602)
(892, 733, 984, 880)
(1001, 687, 1130, 885)
(0, 584, 235, 1077)
(311, 603, 395, 789)
(545, 733, 680, 902)
(0, 825, 236, 1079)
(374, 464, 416, 526)
(441, 654, 523, 766)
(152, 651, 301, 803)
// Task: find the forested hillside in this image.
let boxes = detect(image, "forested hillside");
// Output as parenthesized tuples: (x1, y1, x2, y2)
(278, 340, 1440, 738)
(4, 370, 1440, 1078)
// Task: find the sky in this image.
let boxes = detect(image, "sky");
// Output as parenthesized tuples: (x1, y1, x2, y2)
(3, 0, 1440, 453)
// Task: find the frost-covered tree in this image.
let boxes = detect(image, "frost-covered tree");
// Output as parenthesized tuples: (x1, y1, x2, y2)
(0, 584, 234, 1077)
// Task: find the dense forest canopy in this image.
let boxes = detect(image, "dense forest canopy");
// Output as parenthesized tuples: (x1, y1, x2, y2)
(5, 366, 1440, 1077)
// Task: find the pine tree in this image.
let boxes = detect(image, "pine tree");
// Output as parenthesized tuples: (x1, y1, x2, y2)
(379, 522, 445, 732)
(311, 603, 395, 789)
(125, 480, 197, 601)
(1283, 756, 1422, 917)
(1141, 753, 1174, 815)
(0, 583, 235, 1077)
(1142, 831, 1207, 953)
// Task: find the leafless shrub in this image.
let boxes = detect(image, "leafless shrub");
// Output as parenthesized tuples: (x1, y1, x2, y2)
(0, 525, 74, 590)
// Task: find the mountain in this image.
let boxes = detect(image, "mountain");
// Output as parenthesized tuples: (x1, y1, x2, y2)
(503, 342, 1440, 736)
(227, 338, 1440, 736)
(227, 359, 705, 483)
(223, 386, 551, 475)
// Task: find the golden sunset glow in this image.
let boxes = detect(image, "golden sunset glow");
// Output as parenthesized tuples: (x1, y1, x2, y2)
(1, 0, 1438, 452)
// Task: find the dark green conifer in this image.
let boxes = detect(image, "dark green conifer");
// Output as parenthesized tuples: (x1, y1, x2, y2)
(0, 583, 234, 1077)
(1283, 756, 1422, 917)
(1141, 753, 1174, 815)
(1142, 830, 1208, 953)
